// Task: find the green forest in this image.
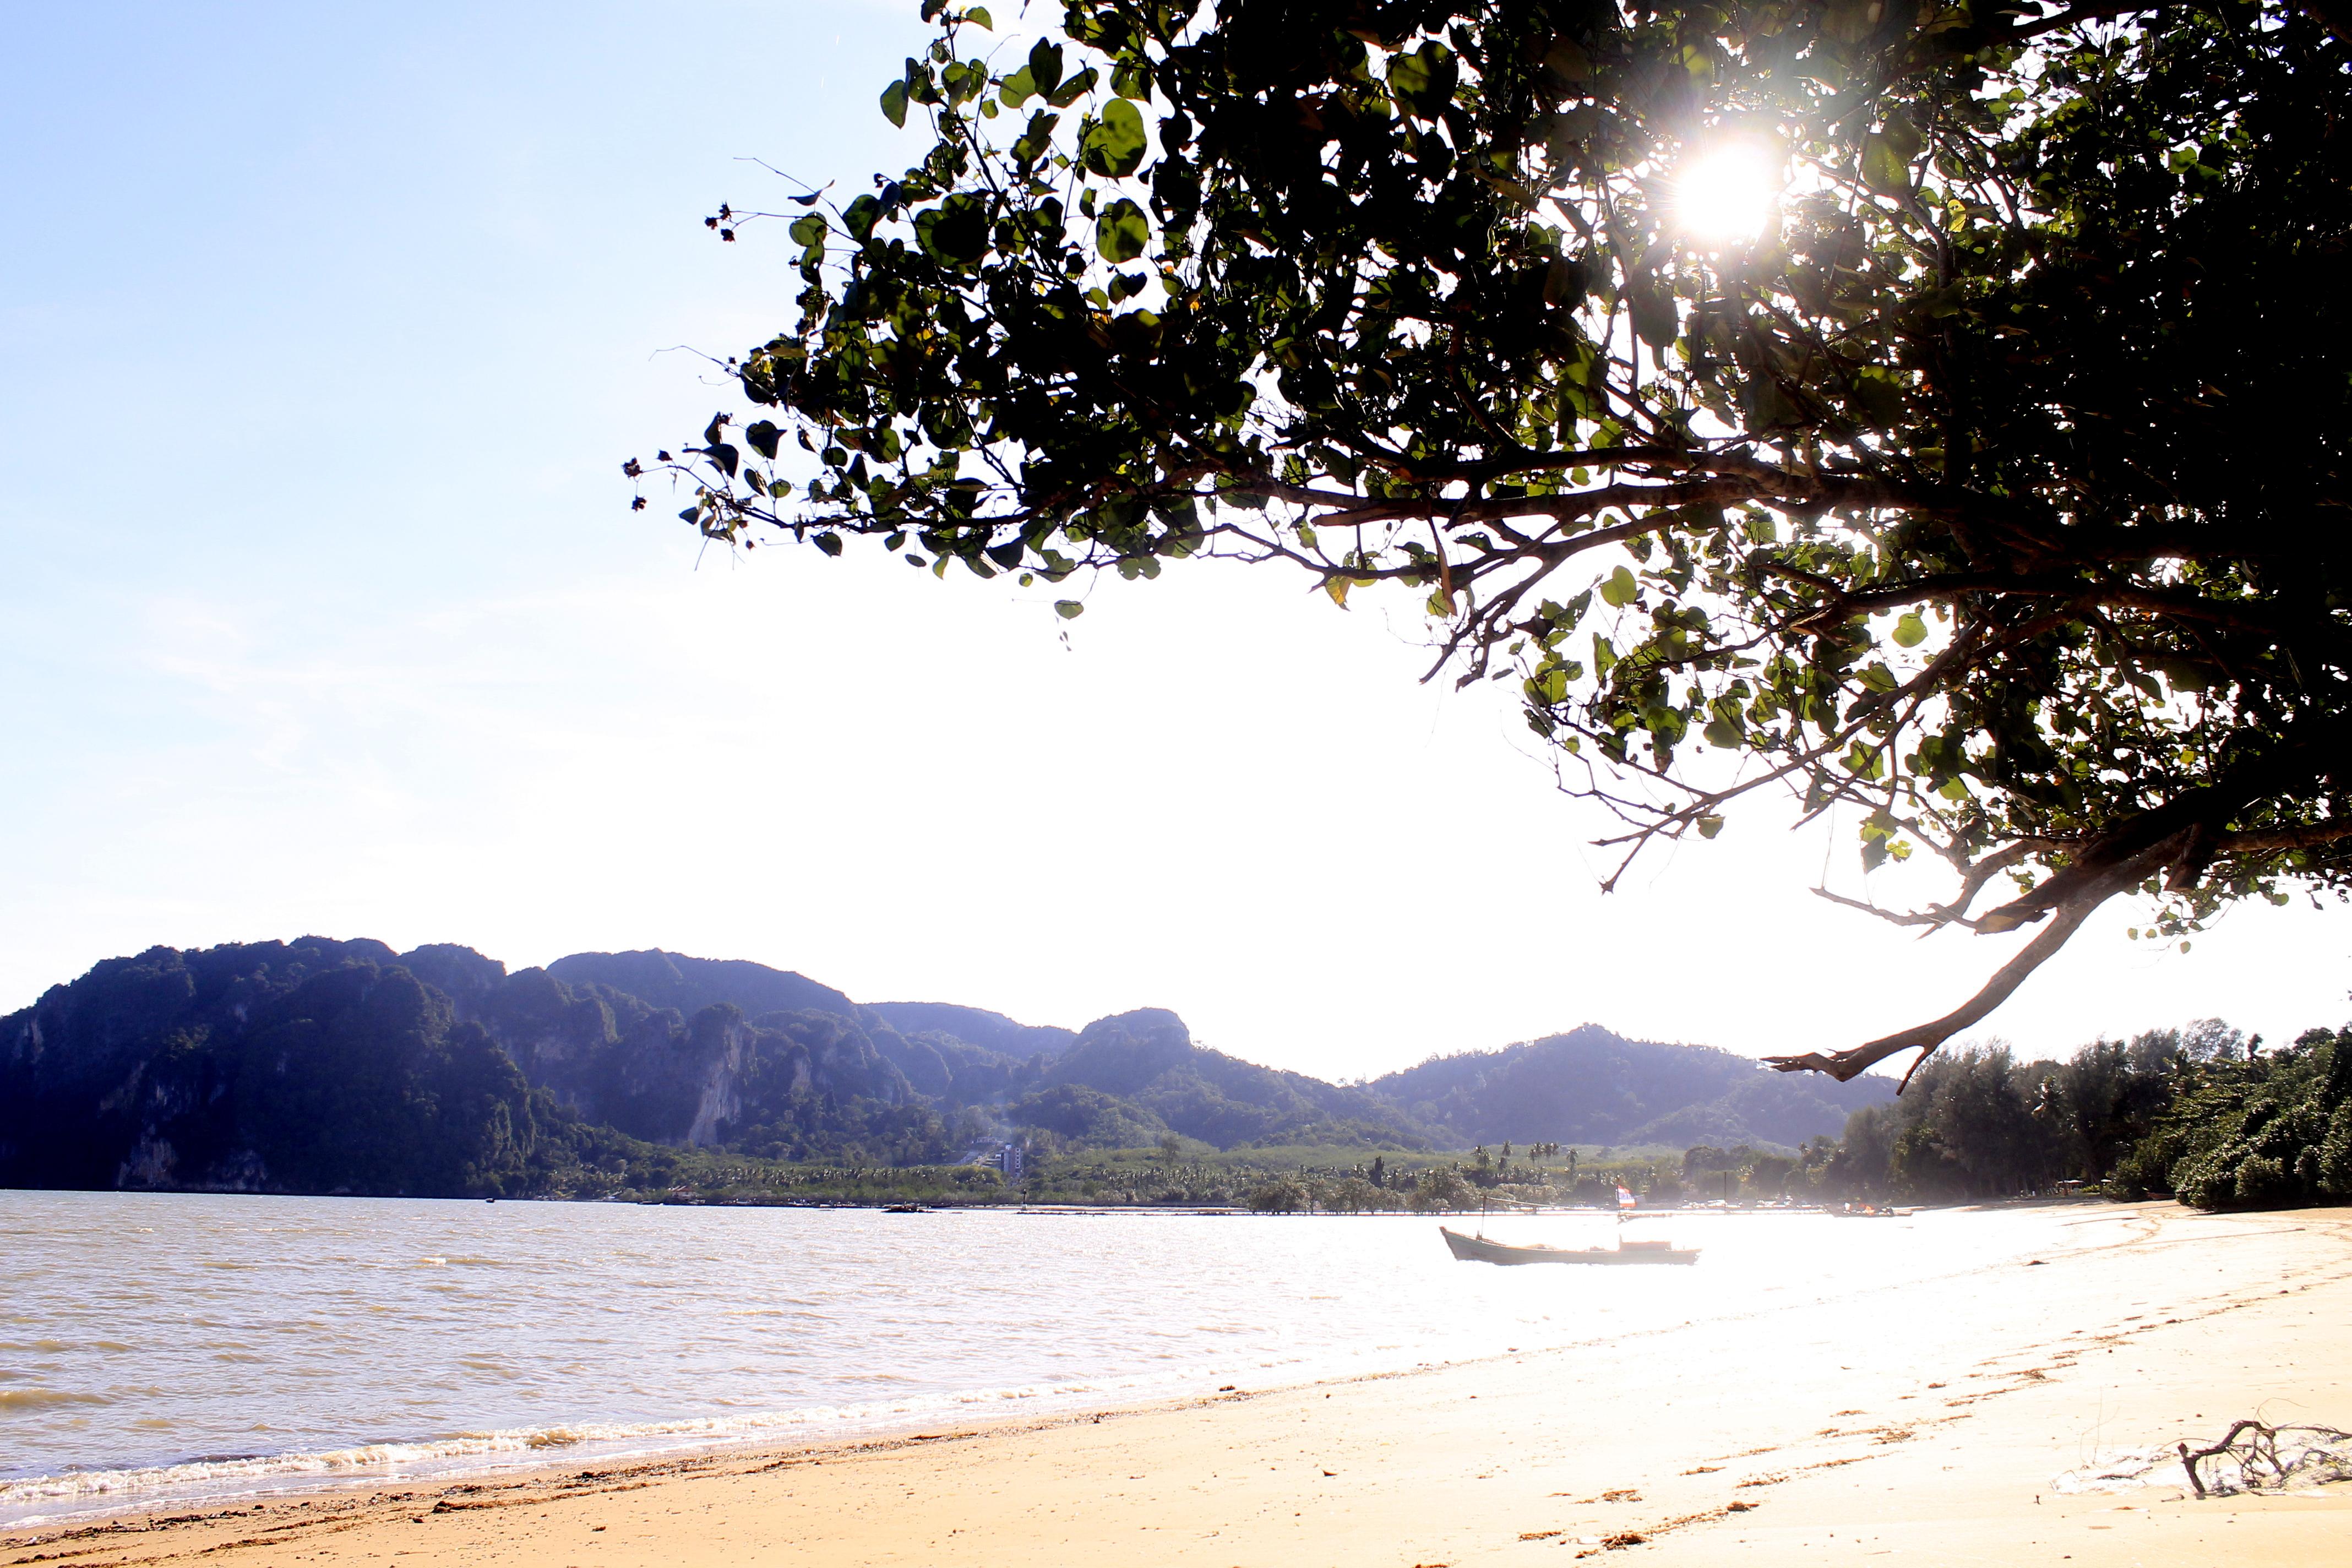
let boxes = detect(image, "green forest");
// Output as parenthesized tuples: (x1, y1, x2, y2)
(1068, 1022, 2352, 1214)
(2, 939, 2343, 1212)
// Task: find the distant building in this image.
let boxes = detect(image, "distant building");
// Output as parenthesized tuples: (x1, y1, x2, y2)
(962, 1139, 1025, 1183)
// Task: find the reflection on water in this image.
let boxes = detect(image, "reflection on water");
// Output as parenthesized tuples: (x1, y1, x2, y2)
(0, 1190, 2087, 1526)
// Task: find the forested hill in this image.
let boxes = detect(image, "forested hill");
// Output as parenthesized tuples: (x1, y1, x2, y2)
(0, 940, 1888, 1198)
(1368, 1025, 1894, 1150)
(543, 950, 857, 1021)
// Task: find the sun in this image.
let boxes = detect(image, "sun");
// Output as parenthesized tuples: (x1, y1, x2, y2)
(1672, 143, 1783, 242)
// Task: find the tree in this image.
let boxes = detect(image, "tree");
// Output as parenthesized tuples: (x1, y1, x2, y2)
(642, 0, 2352, 1085)
(1413, 1164, 1473, 1209)
(1911, 1043, 2052, 1195)
(2049, 1029, 2176, 1180)
(2115, 1025, 2351, 1204)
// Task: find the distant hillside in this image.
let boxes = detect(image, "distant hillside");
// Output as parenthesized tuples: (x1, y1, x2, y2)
(1035, 1008, 1434, 1148)
(0, 940, 935, 1196)
(1368, 1023, 1892, 1150)
(2, 940, 1885, 1200)
(867, 1001, 1075, 1061)
(546, 950, 856, 1020)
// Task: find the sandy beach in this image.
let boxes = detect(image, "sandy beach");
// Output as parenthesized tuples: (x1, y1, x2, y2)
(10, 1201, 2346, 1568)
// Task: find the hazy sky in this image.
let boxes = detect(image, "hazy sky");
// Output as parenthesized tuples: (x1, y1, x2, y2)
(6, 2, 2345, 1081)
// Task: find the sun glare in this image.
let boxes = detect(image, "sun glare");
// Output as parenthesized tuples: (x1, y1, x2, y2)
(1673, 143, 1782, 242)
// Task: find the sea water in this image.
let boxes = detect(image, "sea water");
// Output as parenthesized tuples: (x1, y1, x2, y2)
(0, 1189, 2105, 1527)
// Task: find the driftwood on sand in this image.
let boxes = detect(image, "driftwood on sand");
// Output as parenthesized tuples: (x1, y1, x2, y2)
(2176, 1420, 2352, 1498)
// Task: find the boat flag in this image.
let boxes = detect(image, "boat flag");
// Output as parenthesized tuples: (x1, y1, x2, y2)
(1616, 1185, 1637, 1209)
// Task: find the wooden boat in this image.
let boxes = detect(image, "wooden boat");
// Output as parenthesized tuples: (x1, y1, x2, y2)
(1440, 1226, 1699, 1266)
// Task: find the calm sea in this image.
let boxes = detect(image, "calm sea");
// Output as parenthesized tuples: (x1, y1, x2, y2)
(0, 1190, 2094, 1527)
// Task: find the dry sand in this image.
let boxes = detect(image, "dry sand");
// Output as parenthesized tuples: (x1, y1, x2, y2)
(11, 1201, 2348, 1568)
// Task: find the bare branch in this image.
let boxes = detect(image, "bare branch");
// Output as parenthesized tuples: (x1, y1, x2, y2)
(1810, 885, 1972, 930)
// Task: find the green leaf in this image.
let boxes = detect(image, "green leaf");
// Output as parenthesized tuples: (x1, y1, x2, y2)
(1047, 66, 1098, 108)
(1054, 599, 1085, 619)
(1862, 112, 1923, 194)
(1599, 564, 1638, 607)
(1892, 611, 1928, 647)
(998, 64, 1037, 107)
(787, 213, 826, 248)
(1110, 58, 1153, 100)
(1026, 38, 1063, 99)
(880, 80, 909, 128)
(915, 193, 990, 268)
(841, 194, 883, 241)
(1096, 197, 1149, 263)
(961, 6, 992, 28)
(1010, 109, 1059, 166)
(1626, 277, 1677, 349)
(1385, 42, 1457, 119)
(745, 420, 781, 460)
(1081, 98, 1147, 178)
(1696, 814, 1724, 839)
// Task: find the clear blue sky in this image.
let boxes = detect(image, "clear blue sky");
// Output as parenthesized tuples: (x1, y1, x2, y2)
(5, 2, 2344, 1077)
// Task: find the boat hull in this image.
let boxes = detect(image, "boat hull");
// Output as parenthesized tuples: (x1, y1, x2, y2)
(1439, 1227, 1699, 1266)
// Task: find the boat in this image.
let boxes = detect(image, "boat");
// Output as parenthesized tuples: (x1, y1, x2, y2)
(1439, 1226, 1700, 1266)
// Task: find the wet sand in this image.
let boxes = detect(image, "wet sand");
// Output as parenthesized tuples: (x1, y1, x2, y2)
(10, 1202, 2347, 1568)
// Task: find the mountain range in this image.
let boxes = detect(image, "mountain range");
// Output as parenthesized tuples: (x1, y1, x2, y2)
(0, 939, 1891, 1197)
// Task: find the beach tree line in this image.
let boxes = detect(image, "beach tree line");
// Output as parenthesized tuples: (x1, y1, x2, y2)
(1213, 1019, 2352, 1212)
(1794, 1021, 2351, 1205)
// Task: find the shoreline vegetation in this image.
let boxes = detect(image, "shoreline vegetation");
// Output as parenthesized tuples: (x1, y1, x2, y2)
(4, 939, 2347, 1216)
(12, 1204, 2347, 1566)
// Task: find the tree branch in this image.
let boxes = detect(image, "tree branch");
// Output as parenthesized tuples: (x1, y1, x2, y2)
(1763, 841, 2176, 1085)
(2216, 821, 2352, 853)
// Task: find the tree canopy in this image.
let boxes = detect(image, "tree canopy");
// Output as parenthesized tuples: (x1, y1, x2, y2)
(638, 0, 2352, 1085)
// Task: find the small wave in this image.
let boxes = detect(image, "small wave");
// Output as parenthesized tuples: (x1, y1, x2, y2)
(0, 1389, 110, 1411)
(0, 1368, 1217, 1526)
(455, 1359, 519, 1379)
